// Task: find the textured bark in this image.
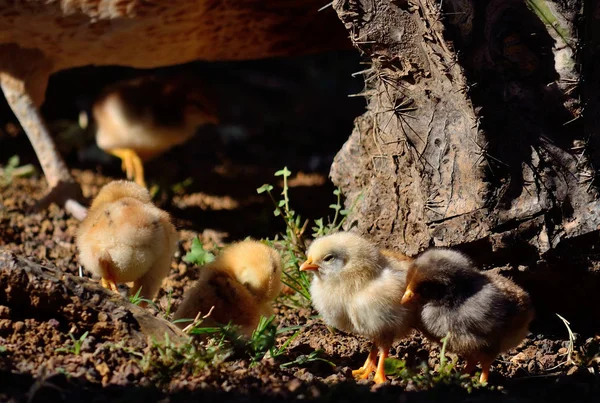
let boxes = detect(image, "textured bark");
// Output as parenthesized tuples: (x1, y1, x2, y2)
(331, 0, 596, 265)
(0, 251, 187, 346)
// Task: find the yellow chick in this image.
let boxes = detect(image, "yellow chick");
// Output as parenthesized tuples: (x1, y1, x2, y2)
(92, 75, 218, 187)
(173, 240, 283, 336)
(76, 180, 178, 302)
(300, 232, 416, 384)
(401, 248, 534, 383)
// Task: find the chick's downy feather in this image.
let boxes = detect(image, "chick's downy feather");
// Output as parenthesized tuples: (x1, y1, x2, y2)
(173, 240, 282, 336)
(76, 181, 178, 300)
(301, 232, 416, 384)
(403, 248, 534, 382)
(306, 232, 414, 342)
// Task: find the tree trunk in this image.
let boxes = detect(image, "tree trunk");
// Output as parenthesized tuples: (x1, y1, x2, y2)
(330, 0, 600, 331)
(331, 0, 588, 256)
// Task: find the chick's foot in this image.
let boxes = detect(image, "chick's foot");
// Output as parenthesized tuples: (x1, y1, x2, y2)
(352, 346, 378, 379)
(111, 148, 146, 187)
(101, 277, 119, 293)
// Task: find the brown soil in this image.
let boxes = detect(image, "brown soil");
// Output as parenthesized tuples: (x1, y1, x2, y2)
(1, 56, 599, 402)
(1, 167, 599, 403)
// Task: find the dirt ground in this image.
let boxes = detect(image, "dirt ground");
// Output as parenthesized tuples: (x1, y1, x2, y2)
(1, 54, 600, 402)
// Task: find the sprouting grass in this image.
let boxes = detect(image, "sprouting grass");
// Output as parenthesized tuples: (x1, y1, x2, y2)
(0, 155, 36, 187)
(384, 334, 486, 392)
(548, 313, 580, 370)
(128, 286, 177, 321)
(556, 313, 576, 366)
(257, 167, 362, 307)
(56, 331, 90, 356)
(140, 332, 228, 380)
(182, 314, 330, 370)
(129, 286, 153, 307)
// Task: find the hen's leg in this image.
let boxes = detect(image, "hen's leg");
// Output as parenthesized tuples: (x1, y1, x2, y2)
(0, 48, 87, 220)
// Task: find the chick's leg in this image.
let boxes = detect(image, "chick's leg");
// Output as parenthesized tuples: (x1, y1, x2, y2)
(109, 148, 146, 188)
(101, 277, 119, 292)
(373, 346, 390, 384)
(352, 346, 378, 379)
(0, 60, 87, 221)
(479, 359, 493, 384)
(98, 252, 119, 293)
(463, 359, 477, 375)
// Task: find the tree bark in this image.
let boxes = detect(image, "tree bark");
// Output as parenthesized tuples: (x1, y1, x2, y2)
(331, 0, 596, 265)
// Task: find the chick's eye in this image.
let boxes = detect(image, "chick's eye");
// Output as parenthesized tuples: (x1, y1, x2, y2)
(323, 254, 335, 263)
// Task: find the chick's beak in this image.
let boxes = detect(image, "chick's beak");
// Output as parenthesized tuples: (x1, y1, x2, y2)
(299, 258, 319, 272)
(401, 287, 415, 305)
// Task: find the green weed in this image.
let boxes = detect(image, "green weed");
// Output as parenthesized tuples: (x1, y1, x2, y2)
(183, 237, 216, 266)
(384, 334, 486, 392)
(184, 314, 329, 369)
(257, 167, 361, 307)
(0, 155, 35, 187)
(140, 332, 227, 379)
(56, 331, 89, 356)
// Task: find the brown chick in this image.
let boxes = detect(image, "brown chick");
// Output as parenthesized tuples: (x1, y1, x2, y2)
(400, 248, 534, 383)
(173, 240, 283, 337)
(300, 232, 416, 384)
(92, 75, 219, 188)
(76, 180, 178, 302)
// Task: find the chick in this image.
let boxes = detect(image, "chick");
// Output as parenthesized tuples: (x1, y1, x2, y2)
(400, 248, 534, 383)
(173, 240, 283, 336)
(300, 232, 416, 384)
(76, 180, 178, 302)
(92, 75, 218, 187)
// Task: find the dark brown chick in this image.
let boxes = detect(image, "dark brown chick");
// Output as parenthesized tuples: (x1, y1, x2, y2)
(400, 248, 534, 383)
(92, 75, 218, 187)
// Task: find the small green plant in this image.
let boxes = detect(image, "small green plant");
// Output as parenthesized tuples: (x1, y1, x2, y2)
(183, 314, 328, 369)
(183, 237, 216, 266)
(247, 315, 333, 369)
(128, 286, 160, 310)
(311, 188, 363, 238)
(0, 155, 35, 187)
(257, 167, 361, 307)
(280, 350, 335, 369)
(162, 289, 175, 320)
(257, 168, 311, 304)
(56, 331, 89, 356)
(140, 333, 227, 380)
(384, 334, 486, 392)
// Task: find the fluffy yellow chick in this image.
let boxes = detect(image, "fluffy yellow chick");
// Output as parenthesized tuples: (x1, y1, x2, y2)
(173, 240, 283, 336)
(76, 180, 178, 302)
(300, 232, 416, 384)
(401, 248, 534, 383)
(92, 75, 218, 187)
